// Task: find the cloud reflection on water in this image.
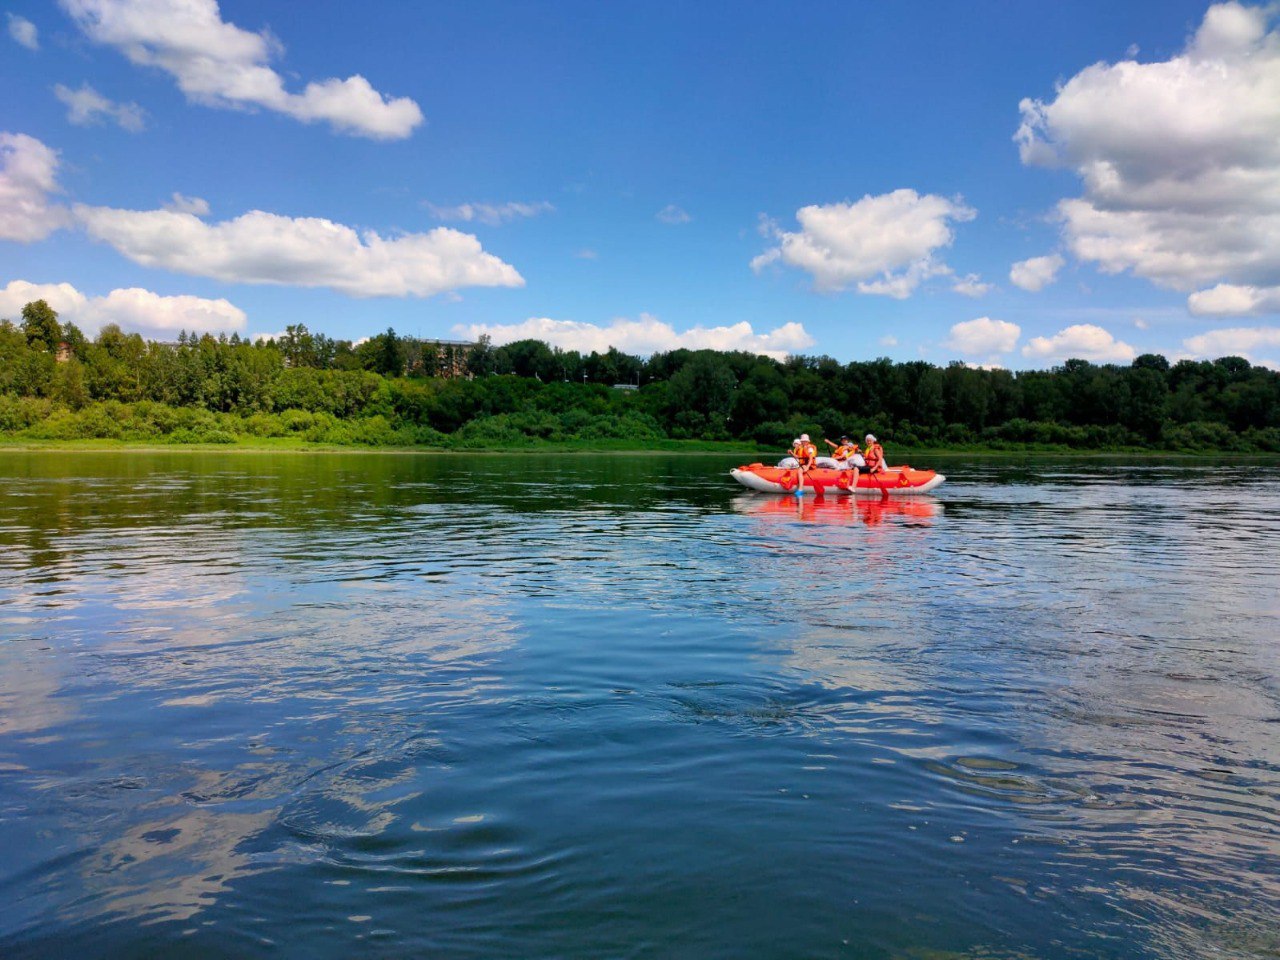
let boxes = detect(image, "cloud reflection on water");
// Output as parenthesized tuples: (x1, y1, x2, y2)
(0, 453, 1278, 958)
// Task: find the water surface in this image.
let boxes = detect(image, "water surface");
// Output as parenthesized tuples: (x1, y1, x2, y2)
(1, 452, 1278, 958)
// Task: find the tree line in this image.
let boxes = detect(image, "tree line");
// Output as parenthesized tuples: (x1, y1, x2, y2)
(2, 299, 1278, 451)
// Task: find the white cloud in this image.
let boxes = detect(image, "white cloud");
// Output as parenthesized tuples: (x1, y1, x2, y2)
(878, 334, 898, 347)
(752, 188, 975, 297)
(425, 201, 554, 225)
(54, 82, 146, 131)
(1187, 282, 1280, 317)
(163, 192, 209, 216)
(73, 203, 524, 297)
(575, 248, 598, 260)
(0, 279, 245, 334)
(7, 13, 38, 49)
(1009, 253, 1065, 292)
(0, 132, 71, 242)
(945, 317, 1021, 359)
(1134, 317, 1150, 330)
(60, 0, 423, 140)
(0, 131, 517, 298)
(1022, 323, 1137, 363)
(88, 286, 246, 333)
(0, 281, 85, 321)
(453, 314, 814, 360)
(1183, 325, 1280, 362)
(1017, 3, 1280, 312)
(952, 273, 993, 297)
(656, 204, 691, 225)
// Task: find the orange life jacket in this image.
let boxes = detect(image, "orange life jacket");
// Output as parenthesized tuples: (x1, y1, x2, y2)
(797, 441, 817, 465)
(864, 442, 884, 469)
(834, 443, 858, 461)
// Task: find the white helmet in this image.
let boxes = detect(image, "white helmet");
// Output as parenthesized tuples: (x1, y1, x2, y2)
(800, 433, 810, 442)
(865, 433, 876, 442)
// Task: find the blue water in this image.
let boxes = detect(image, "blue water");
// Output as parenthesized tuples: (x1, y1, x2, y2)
(0, 452, 1277, 958)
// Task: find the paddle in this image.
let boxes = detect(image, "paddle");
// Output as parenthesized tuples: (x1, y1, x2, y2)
(870, 468, 889, 500)
(862, 443, 890, 500)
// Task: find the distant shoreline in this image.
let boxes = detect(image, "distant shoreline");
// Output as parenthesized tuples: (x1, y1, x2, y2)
(2, 438, 1268, 460)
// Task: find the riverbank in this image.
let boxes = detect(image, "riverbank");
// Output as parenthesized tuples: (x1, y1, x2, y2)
(3, 436, 1265, 459)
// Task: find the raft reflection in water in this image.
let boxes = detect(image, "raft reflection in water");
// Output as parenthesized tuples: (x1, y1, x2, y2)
(731, 494, 942, 526)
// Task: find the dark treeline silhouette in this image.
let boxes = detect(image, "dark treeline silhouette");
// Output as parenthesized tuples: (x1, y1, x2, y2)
(3, 301, 1278, 451)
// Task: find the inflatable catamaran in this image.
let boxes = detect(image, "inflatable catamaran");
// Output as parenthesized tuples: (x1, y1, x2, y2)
(730, 459, 945, 495)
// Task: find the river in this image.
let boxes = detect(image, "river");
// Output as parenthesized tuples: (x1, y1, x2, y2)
(0, 451, 1277, 958)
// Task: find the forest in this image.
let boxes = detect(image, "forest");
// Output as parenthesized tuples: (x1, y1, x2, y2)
(2, 299, 1278, 452)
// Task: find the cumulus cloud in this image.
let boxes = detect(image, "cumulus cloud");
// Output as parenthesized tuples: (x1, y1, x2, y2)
(8, 12, 38, 48)
(0, 281, 86, 321)
(656, 204, 692, 225)
(0, 131, 517, 298)
(1017, 3, 1280, 313)
(1182, 325, 1280, 364)
(0, 132, 71, 241)
(952, 273, 993, 297)
(0, 279, 246, 334)
(453, 314, 814, 360)
(425, 201, 554, 225)
(72, 203, 524, 297)
(1009, 253, 1064, 292)
(752, 188, 975, 297)
(54, 82, 147, 131)
(1187, 282, 1280, 317)
(1022, 323, 1137, 363)
(945, 317, 1021, 360)
(60, 0, 423, 140)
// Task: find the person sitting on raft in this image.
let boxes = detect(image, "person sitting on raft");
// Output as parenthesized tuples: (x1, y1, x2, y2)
(824, 435, 859, 466)
(795, 433, 817, 470)
(862, 434, 885, 479)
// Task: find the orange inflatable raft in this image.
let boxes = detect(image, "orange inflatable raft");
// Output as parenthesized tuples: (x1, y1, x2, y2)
(730, 462, 945, 496)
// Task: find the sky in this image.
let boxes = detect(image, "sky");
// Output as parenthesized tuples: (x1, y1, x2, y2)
(3, 0, 1280, 369)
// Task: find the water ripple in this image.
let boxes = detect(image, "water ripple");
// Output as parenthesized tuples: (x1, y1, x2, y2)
(0, 452, 1277, 959)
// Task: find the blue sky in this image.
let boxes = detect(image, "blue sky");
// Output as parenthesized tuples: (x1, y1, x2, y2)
(3, 0, 1280, 368)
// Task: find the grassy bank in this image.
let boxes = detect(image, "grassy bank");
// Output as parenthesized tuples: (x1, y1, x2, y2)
(0, 436, 764, 455)
(4, 436, 1271, 460)
(3, 398, 1277, 457)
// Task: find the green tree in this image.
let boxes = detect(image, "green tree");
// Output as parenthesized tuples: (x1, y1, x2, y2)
(1122, 364, 1169, 439)
(21, 300, 61, 352)
(667, 351, 736, 438)
(356, 328, 407, 378)
(466, 335, 496, 377)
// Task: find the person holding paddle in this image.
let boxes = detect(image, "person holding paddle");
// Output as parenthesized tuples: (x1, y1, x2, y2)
(860, 433, 887, 492)
(795, 434, 817, 470)
(791, 433, 818, 495)
(862, 434, 885, 471)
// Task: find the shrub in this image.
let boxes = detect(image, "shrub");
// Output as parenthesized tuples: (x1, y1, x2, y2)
(240, 412, 287, 437)
(750, 420, 789, 446)
(0, 394, 53, 432)
(1162, 420, 1236, 452)
(280, 408, 317, 433)
(345, 415, 401, 446)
